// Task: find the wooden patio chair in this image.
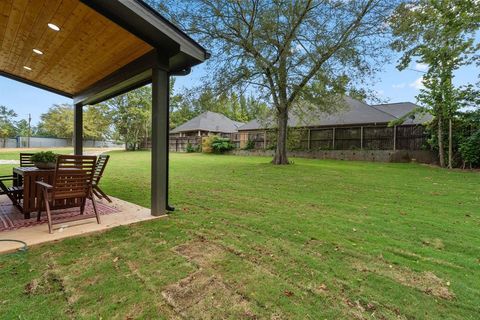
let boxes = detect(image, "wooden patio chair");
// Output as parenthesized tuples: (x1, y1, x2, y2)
(0, 175, 22, 208)
(92, 155, 112, 203)
(36, 155, 99, 233)
(20, 153, 35, 167)
(13, 153, 36, 189)
(0, 153, 33, 207)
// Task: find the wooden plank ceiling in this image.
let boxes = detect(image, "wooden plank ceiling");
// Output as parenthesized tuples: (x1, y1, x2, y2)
(0, 0, 153, 95)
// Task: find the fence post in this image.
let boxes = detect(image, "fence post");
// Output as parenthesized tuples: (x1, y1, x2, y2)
(360, 126, 364, 150)
(307, 129, 311, 150)
(264, 130, 267, 149)
(393, 125, 397, 151)
(332, 128, 336, 150)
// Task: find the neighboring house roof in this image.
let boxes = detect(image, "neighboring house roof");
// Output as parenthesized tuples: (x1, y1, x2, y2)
(170, 111, 245, 134)
(239, 97, 432, 131)
(371, 102, 433, 125)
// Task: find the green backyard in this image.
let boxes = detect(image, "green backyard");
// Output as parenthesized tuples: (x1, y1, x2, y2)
(0, 150, 479, 319)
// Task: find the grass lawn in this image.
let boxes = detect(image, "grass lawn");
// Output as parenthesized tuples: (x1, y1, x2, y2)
(0, 147, 75, 160)
(0, 151, 479, 319)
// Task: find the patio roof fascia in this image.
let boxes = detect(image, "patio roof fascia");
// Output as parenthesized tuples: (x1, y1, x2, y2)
(73, 50, 159, 106)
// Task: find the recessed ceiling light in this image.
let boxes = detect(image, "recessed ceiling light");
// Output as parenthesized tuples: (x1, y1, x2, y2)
(48, 23, 60, 31)
(23, 66, 32, 71)
(33, 48, 43, 55)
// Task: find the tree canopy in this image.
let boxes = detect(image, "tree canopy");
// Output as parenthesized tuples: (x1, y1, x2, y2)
(171, 87, 268, 128)
(37, 103, 112, 142)
(155, 0, 397, 164)
(84, 104, 112, 142)
(108, 86, 151, 150)
(0, 106, 17, 147)
(390, 0, 480, 167)
(37, 104, 74, 138)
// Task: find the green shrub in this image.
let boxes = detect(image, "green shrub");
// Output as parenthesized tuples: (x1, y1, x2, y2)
(459, 130, 480, 168)
(186, 142, 199, 153)
(211, 136, 235, 153)
(202, 136, 215, 153)
(243, 139, 255, 150)
(31, 151, 57, 163)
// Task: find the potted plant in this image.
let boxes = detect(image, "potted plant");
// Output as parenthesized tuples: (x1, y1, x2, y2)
(31, 151, 58, 169)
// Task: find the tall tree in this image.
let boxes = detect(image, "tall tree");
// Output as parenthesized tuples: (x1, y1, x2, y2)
(170, 95, 196, 129)
(390, 0, 480, 168)
(0, 106, 17, 147)
(159, 0, 395, 164)
(84, 104, 112, 143)
(37, 104, 74, 139)
(108, 86, 151, 150)
(170, 78, 196, 129)
(171, 87, 267, 126)
(15, 119, 35, 137)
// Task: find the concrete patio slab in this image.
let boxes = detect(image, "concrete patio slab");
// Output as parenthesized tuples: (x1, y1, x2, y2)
(0, 196, 163, 254)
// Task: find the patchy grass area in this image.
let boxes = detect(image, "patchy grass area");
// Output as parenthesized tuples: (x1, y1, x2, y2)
(1, 151, 479, 319)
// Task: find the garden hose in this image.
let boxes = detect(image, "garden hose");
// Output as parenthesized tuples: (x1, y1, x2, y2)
(0, 239, 28, 254)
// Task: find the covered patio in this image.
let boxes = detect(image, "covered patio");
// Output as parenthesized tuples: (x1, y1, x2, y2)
(0, 0, 207, 250)
(0, 0, 208, 217)
(0, 194, 157, 253)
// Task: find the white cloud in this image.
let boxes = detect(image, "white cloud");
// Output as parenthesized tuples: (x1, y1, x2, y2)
(410, 77, 425, 90)
(392, 83, 406, 89)
(415, 63, 429, 72)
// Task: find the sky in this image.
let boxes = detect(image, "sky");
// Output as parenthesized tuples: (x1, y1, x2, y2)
(0, 52, 478, 126)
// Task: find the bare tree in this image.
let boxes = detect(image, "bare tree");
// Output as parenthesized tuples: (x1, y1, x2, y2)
(160, 0, 396, 164)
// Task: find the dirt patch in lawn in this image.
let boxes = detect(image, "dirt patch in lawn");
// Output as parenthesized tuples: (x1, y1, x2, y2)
(164, 240, 257, 319)
(162, 270, 255, 319)
(174, 239, 225, 268)
(25, 271, 64, 296)
(352, 260, 454, 300)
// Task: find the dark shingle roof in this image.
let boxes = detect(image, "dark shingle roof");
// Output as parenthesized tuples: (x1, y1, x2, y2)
(170, 111, 244, 134)
(371, 102, 433, 125)
(239, 98, 432, 131)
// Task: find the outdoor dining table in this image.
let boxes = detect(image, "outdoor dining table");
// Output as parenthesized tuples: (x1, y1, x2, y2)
(13, 166, 55, 219)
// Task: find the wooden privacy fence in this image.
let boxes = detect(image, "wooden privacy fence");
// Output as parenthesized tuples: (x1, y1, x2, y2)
(239, 124, 428, 151)
(169, 125, 428, 152)
(169, 137, 201, 152)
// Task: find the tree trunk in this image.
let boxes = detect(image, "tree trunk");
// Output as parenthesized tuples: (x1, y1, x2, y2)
(448, 118, 452, 169)
(124, 128, 129, 150)
(145, 120, 148, 149)
(438, 114, 445, 168)
(272, 107, 289, 165)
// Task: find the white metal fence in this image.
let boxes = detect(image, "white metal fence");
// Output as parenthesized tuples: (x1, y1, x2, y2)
(0, 137, 123, 148)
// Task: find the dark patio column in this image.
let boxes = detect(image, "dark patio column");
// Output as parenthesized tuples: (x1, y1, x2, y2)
(74, 103, 83, 155)
(151, 65, 169, 216)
